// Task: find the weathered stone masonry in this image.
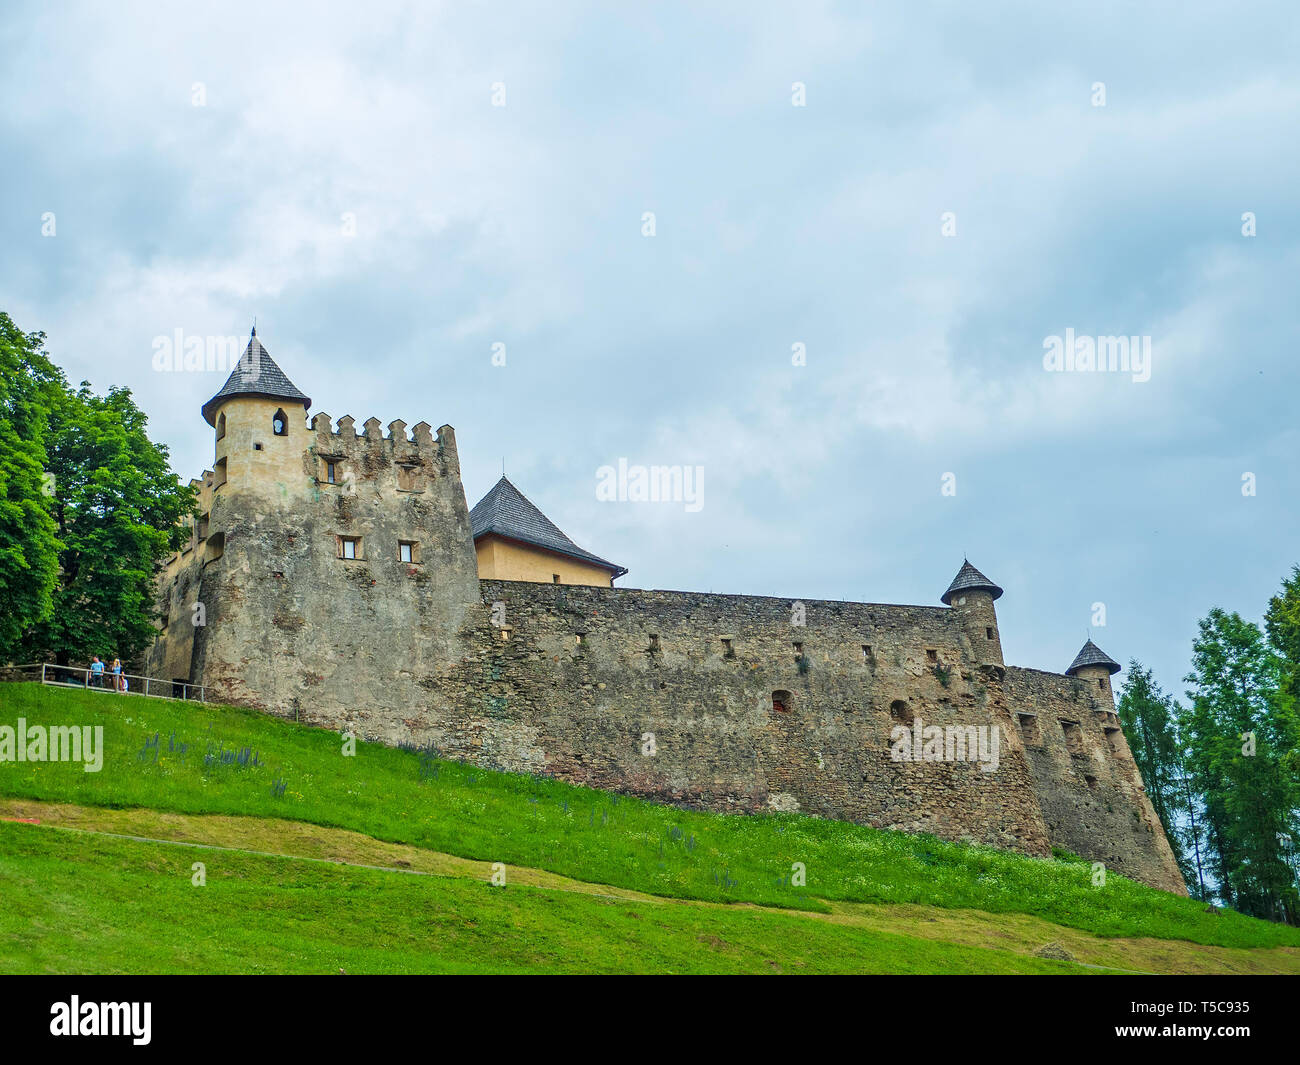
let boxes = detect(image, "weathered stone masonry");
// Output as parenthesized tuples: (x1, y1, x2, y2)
(147, 335, 1187, 895)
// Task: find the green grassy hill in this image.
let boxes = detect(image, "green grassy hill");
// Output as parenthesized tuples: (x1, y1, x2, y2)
(3, 682, 1298, 974)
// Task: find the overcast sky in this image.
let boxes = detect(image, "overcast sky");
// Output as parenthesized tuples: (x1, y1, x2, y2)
(3, 1, 1297, 700)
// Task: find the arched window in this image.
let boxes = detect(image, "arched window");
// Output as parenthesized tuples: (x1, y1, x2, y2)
(272, 408, 288, 436)
(216, 412, 226, 440)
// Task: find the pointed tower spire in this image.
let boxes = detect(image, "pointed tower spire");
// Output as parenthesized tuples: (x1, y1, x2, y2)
(201, 330, 311, 426)
(940, 559, 1003, 605)
(1065, 639, 1121, 677)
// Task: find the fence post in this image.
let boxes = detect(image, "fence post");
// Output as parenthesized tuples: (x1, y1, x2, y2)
(40, 664, 46, 686)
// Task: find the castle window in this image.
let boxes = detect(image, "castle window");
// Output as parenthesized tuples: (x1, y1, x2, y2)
(253, 442, 263, 451)
(339, 536, 362, 560)
(1017, 712, 1041, 745)
(986, 627, 994, 640)
(721, 637, 735, 658)
(648, 634, 660, 654)
(1084, 774, 1097, 788)
(205, 532, 225, 564)
(552, 574, 561, 583)
(772, 689, 792, 713)
(196, 513, 209, 541)
(399, 540, 420, 564)
(1098, 678, 1105, 690)
(862, 644, 873, 660)
(926, 648, 938, 663)
(1060, 719, 1085, 757)
(326, 461, 337, 484)
(272, 408, 288, 436)
(214, 457, 228, 489)
(889, 699, 913, 726)
(216, 412, 226, 441)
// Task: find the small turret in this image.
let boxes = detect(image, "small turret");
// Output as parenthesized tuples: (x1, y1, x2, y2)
(201, 330, 313, 505)
(941, 559, 1004, 669)
(1066, 639, 1121, 704)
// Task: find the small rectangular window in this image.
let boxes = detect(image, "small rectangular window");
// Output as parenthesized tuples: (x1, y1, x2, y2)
(327, 461, 337, 484)
(926, 648, 938, 663)
(340, 536, 360, 560)
(553, 574, 561, 583)
(986, 626, 994, 639)
(399, 541, 419, 564)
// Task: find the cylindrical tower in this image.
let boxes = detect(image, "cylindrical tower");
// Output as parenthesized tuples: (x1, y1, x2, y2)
(940, 559, 1005, 669)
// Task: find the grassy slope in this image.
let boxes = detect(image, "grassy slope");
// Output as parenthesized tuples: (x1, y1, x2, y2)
(3, 683, 1299, 957)
(6, 799, 1296, 973)
(1, 823, 1086, 975)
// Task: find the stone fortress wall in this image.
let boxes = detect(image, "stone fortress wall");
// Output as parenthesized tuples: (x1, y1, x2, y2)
(147, 343, 1187, 895)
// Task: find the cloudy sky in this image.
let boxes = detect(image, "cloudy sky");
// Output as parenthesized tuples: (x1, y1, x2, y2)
(3, 1, 1297, 699)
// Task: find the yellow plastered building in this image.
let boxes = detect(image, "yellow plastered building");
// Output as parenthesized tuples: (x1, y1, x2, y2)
(470, 476, 626, 587)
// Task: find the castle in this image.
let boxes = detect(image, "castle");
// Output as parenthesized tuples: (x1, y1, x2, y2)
(146, 332, 1187, 894)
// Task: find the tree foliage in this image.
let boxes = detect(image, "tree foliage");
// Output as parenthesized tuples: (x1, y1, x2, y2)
(1182, 608, 1298, 922)
(0, 312, 195, 667)
(0, 314, 62, 661)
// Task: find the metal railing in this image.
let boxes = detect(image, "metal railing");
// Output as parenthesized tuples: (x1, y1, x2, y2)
(5, 663, 207, 702)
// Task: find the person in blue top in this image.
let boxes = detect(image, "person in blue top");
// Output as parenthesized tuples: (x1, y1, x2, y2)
(110, 658, 123, 692)
(89, 656, 105, 688)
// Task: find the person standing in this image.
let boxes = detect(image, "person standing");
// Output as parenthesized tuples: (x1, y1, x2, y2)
(89, 656, 105, 688)
(111, 658, 123, 692)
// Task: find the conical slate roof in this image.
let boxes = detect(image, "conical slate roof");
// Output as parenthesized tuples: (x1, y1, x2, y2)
(201, 330, 311, 426)
(940, 560, 1003, 605)
(1066, 639, 1121, 676)
(470, 476, 626, 578)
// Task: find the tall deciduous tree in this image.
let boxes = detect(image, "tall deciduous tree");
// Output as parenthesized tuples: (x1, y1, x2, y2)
(1183, 609, 1298, 922)
(20, 382, 196, 667)
(0, 314, 62, 661)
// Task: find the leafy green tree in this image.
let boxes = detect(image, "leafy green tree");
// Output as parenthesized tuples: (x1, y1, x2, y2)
(1117, 660, 1190, 885)
(0, 314, 62, 661)
(1264, 567, 1300, 888)
(1183, 609, 1298, 922)
(21, 383, 196, 667)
